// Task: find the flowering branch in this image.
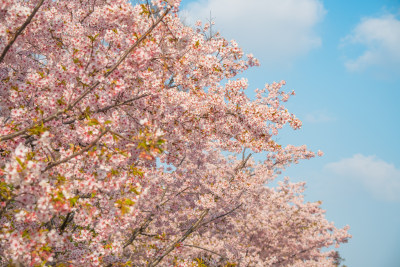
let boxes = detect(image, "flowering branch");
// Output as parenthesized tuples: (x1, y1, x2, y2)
(0, 0, 45, 63)
(198, 204, 242, 229)
(147, 209, 209, 267)
(42, 128, 109, 172)
(183, 244, 226, 259)
(0, 8, 170, 143)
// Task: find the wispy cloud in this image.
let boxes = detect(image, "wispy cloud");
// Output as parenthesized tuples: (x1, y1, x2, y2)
(325, 154, 400, 202)
(341, 14, 400, 72)
(181, 0, 326, 67)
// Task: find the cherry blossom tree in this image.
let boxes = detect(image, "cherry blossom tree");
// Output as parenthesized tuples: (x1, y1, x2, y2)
(0, 0, 350, 266)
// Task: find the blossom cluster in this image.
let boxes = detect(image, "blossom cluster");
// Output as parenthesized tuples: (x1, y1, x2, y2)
(0, 0, 349, 266)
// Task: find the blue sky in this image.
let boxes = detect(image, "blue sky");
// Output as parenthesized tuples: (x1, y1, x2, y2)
(179, 0, 400, 266)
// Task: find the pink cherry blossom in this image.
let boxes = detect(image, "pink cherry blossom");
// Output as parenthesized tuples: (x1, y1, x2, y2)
(0, 0, 350, 266)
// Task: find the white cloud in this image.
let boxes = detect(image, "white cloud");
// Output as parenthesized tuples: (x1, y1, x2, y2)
(325, 154, 400, 202)
(181, 0, 325, 67)
(342, 14, 400, 72)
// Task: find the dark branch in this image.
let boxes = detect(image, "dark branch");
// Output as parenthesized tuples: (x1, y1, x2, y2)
(147, 209, 209, 267)
(42, 129, 108, 172)
(0, 0, 45, 63)
(59, 211, 74, 233)
(198, 204, 242, 229)
(124, 215, 154, 248)
(96, 93, 150, 113)
(0, 8, 171, 142)
(183, 244, 226, 259)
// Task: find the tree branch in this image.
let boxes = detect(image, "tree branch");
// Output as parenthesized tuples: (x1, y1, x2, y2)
(59, 211, 74, 233)
(234, 153, 252, 174)
(197, 204, 242, 229)
(183, 244, 226, 259)
(0, 8, 171, 142)
(42, 128, 108, 172)
(0, 0, 45, 63)
(96, 93, 150, 113)
(147, 209, 209, 267)
(124, 215, 154, 248)
(229, 153, 252, 183)
(61, 93, 150, 125)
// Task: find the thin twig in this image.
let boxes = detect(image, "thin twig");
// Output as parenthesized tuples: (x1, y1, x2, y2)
(42, 129, 108, 172)
(147, 209, 209, 267)
(183, 244, 226, 259)
(197, 204, 242, 229)
(124, 215, 153, 248)
(62, 93, 150, 125)
(229, 153, 252, 183)
(97, 93, 150, 113)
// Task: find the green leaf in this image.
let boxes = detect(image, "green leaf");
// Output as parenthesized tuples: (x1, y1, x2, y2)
(69, 196, 79, 207)
(87, 118, 99, 126)
(124, 198, 135, 206)
(15, 157, 26, 170)
(112, 133, 119, 141)
(87, 34, 99, 44)
(41, 245, 52, 252)
(22, 229, 30, 239)
(27, 122, 50, 136)
(57, 98, 66, 106)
